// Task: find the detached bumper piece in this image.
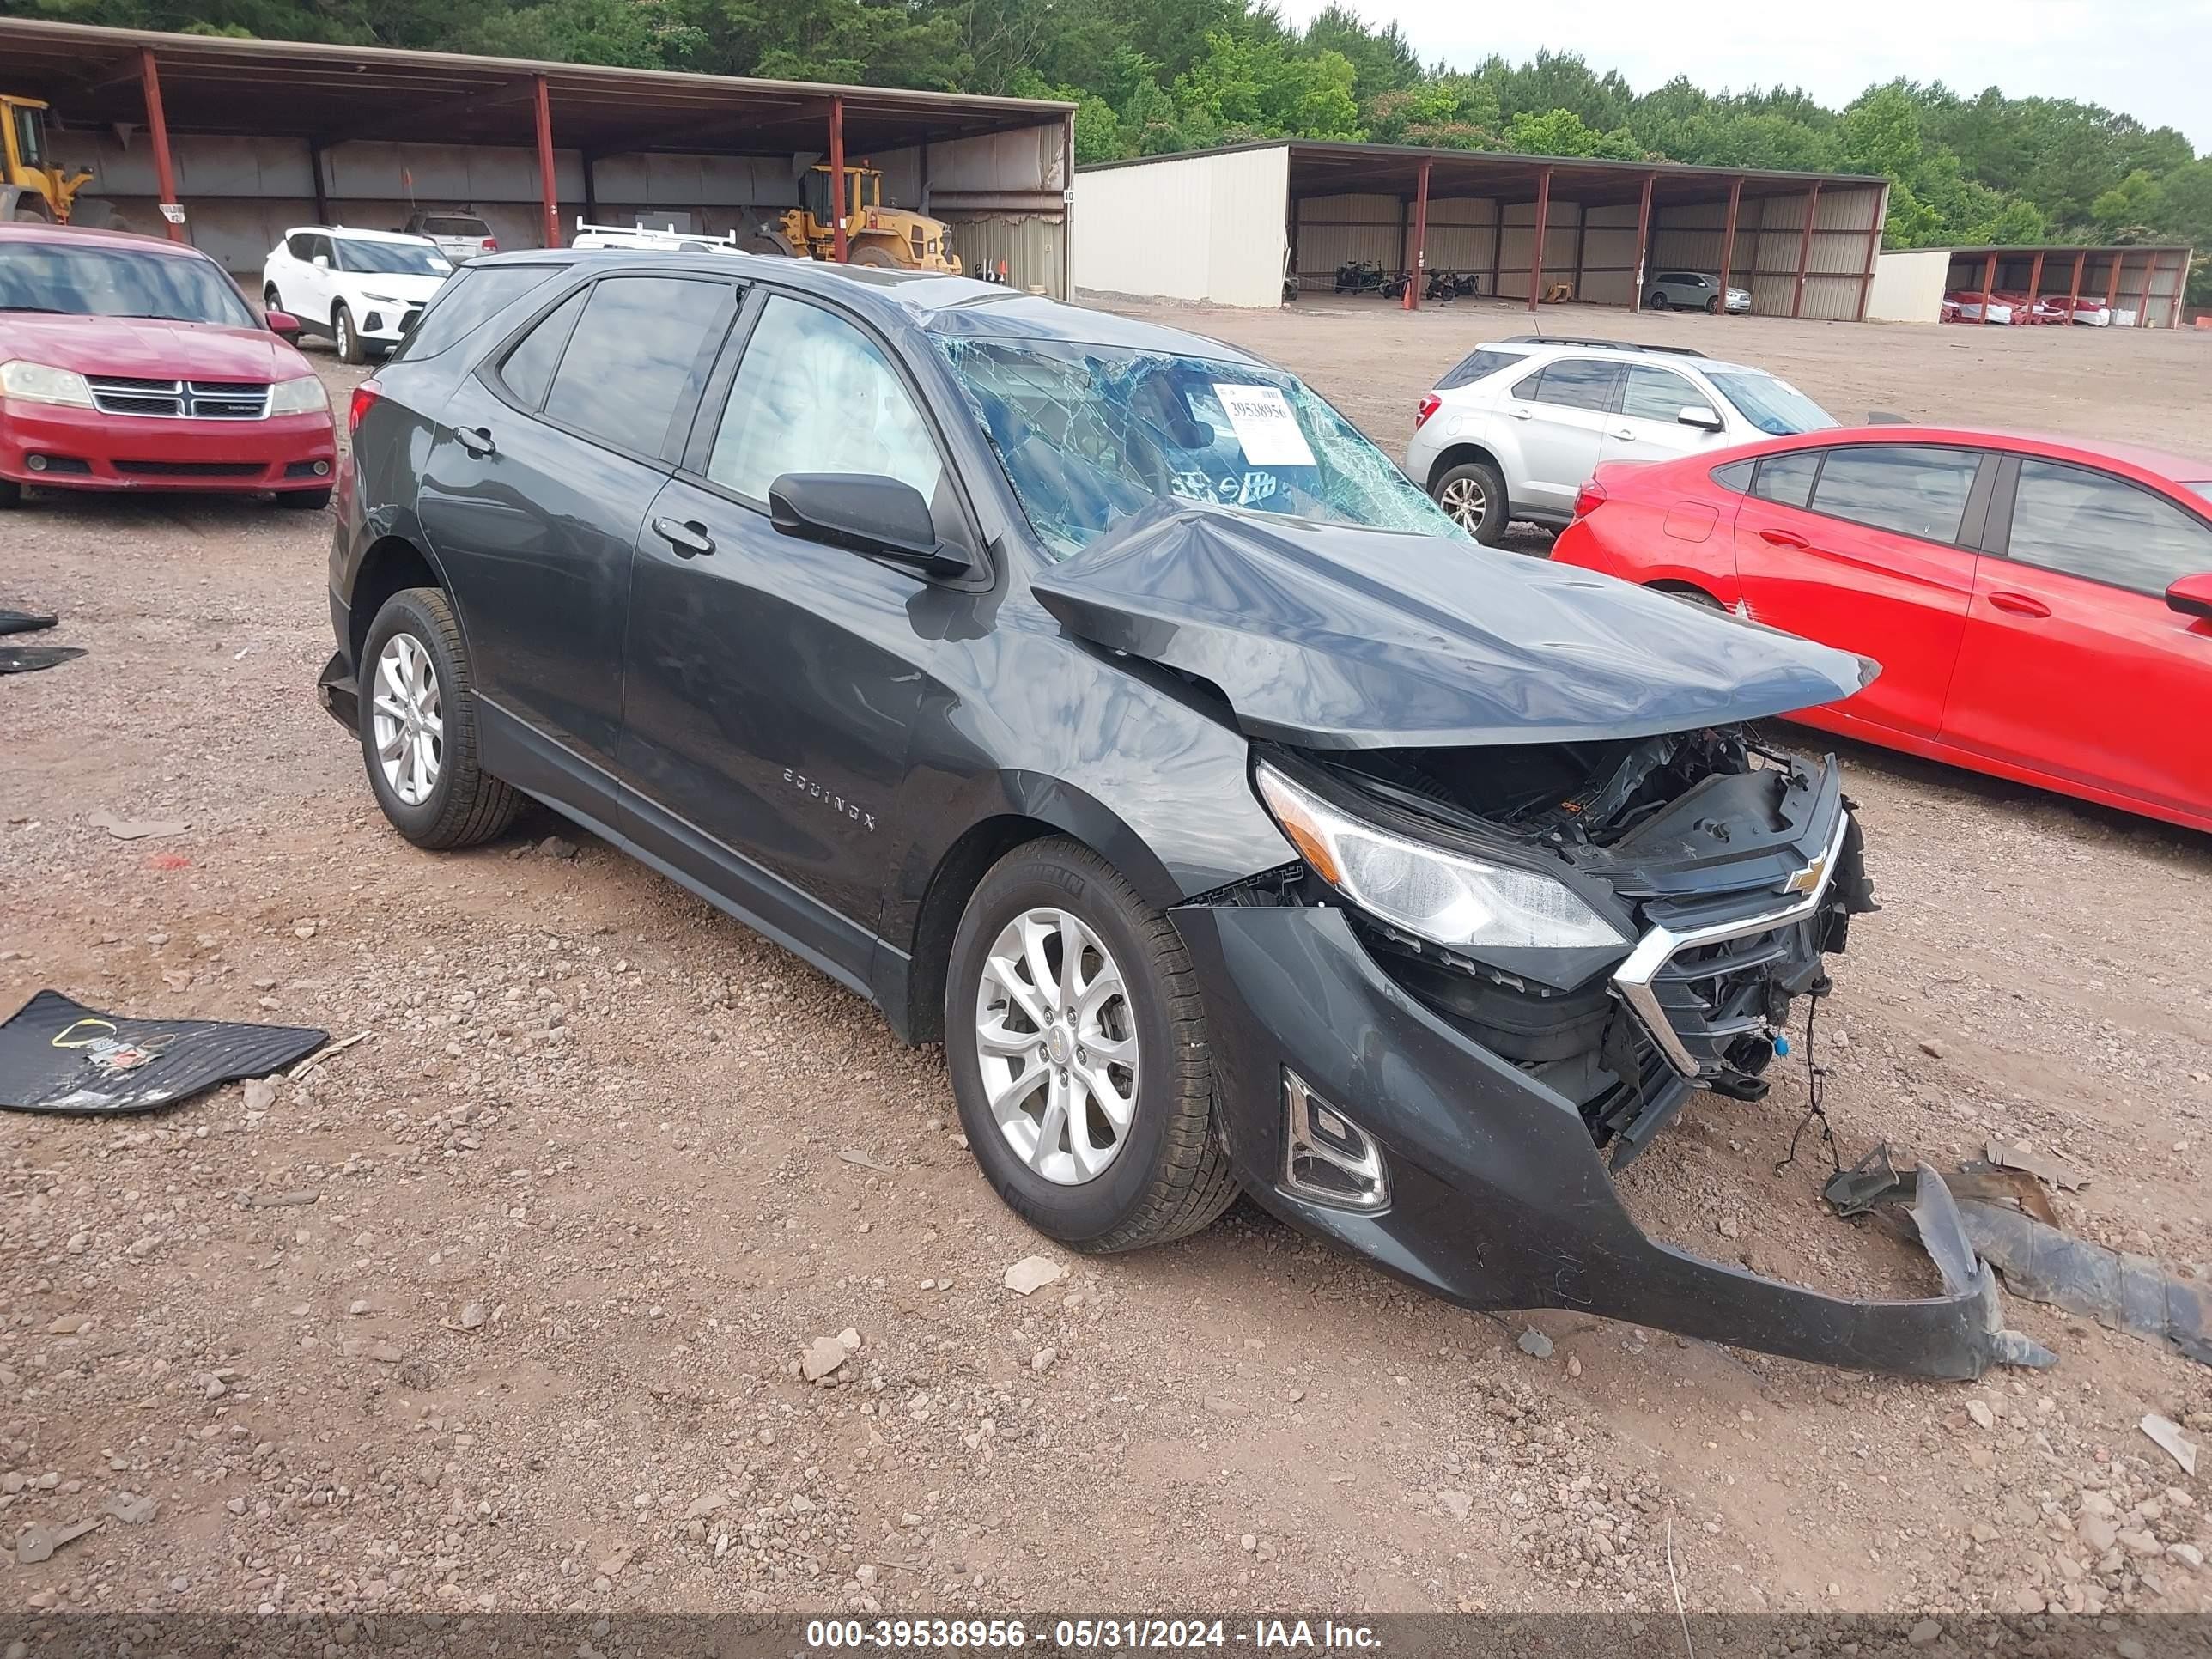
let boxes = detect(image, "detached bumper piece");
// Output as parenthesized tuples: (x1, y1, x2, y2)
(1176, 902, 2045, 1381)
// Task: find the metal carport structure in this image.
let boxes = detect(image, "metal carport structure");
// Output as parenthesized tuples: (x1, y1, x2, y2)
(1075, 140, 1889, 319)
(0, 18, 1076, 291)
(1937, 244, 2194, 328)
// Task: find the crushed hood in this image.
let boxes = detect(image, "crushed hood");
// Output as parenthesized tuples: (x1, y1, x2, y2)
(1030, 507, 1875, 750)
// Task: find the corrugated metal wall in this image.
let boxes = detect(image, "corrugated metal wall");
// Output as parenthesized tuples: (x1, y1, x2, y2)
(1073, 146, 1290, 307)
(1867, 248, 1948, 322)
(1419, 196, 1497, 283)
(1944, 248, 2191, 327)
(1647, 185, 1881, 319)
(1577, 201, 1640, 307)
(49, 122, 1067, 288)
(1496, 198, 1583, 301)
(1294, 191, 1401, 279)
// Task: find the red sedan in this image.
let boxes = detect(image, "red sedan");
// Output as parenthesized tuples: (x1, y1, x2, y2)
(1551, 426, 2212, 834)
(0, 222, 336, 508)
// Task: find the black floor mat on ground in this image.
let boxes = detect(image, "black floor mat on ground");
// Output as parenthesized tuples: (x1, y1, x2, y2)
(0, 990, 329, 1115)
(0, 610, 58, 636)
(0, 645, 84, 675)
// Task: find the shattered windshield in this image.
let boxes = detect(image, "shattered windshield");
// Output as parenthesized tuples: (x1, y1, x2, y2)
(1705, 370, 1837, 438)
(934, 337, 1466, 559)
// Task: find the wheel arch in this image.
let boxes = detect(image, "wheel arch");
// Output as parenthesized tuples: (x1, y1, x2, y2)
(1425, 441, 1506, 496)
(891, 776, 1193, 1047)
(348, 534, 456, 669)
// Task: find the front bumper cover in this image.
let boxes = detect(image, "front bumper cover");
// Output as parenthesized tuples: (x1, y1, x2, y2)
(1172, 901, 2043, 1381)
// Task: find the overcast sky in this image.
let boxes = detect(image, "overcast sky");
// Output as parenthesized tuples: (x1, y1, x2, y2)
(1275, 0, 2212, 153)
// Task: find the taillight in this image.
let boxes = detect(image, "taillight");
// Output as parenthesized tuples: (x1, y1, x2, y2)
(1415, 393, 1440, 430)
(349, 380, 381, 434)
(480, 236, 498, 252)
(1571, 479, 1608, 520)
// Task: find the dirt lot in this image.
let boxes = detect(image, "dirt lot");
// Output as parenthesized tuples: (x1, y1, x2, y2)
(3, 295, 2211, 1624)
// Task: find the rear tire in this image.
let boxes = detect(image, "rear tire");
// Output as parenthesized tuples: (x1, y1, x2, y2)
(945, 837, 1238, 1254)
(1658, 583, 1726, 613)
(334, 303, 364, 365)
(1432, 459, 1509, 545)
(1705, 295, 1722, 315)
(356, 586, 520, 850)
(1647, 291, 1668, 311)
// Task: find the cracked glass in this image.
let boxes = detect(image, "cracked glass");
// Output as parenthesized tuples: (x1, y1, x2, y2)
(933, 337, 1466, 560)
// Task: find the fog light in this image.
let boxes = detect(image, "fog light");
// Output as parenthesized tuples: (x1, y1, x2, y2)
(313, 459, 331, 476)
(26, 453, 46, 471)
(1282, 1071, 1389, 1212)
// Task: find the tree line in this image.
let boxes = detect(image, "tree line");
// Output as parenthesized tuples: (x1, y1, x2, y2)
(11, 0, 2205, 298)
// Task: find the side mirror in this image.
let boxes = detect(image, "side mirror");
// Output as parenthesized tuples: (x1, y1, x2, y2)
(264, 309, 302, 341)
(311, 254, 330, 270)
(768, 472, 968, 577)
(1678, 404, 1725, 433)
(2167, 573, 2212, 622)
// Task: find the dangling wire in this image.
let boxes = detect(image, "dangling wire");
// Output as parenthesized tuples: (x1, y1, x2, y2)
(1774, 991, 1840, 1176)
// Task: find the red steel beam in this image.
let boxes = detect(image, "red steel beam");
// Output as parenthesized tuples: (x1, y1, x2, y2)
(2134, 254, 2158, 329)
(2026, 250, 2045, 323)
(1790, 183, 1821, 318)
(1980, 249, 1998, 325)
(532, 75, 558, 250)
(2066, 250, 2085, 323)
(1855, 184, 1886, 321)
(830, 94, 848, 263)
(2172, 258, 2188, 330)
(1526, 166, 1552, 313)
(1630, 171, 1654, 314)
(1403, 156, 1431, 313)
(2104, 252, 2123, 309)
(138, 48, 182, 243)
(1717, 178, 1741, 319)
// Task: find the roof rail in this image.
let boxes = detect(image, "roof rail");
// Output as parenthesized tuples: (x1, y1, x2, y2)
(1497, 335, 1708, 358)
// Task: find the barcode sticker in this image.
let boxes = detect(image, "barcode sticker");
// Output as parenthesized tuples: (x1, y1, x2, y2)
(1210, 383, 1317, 468)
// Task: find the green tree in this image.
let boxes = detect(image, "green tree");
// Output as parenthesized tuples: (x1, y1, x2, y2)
(1501, 106, 1641, 161)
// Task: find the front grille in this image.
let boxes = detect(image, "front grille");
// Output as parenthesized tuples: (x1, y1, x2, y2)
(114, 460, 263, 477)
(88, 378, 270, 420)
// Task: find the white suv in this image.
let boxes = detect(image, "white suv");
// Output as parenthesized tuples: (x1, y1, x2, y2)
(262, 228, 453, 364)
(1403, 336, 1837, 544)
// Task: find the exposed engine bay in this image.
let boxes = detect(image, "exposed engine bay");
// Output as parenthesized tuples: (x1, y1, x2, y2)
(1265, 725, 1878, 1167)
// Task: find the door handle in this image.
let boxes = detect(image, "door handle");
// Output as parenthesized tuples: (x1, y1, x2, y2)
(1610, 427, 1637, 441)
(1758, 526, 1810, 549)
(454, 426, 495, 458)
(653, 516, 716, 558)
(1508, 407, 1534, 421)
(1987, 590, 2051, 618)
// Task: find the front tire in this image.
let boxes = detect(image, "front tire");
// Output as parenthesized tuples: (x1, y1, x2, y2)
(1705, 295, 1722, 315)
(279, 487, 332, 511)
(356, 586, 519, 850)
(334, 303, 364, 365)
(1432, 459, 1509, 544)
(264, 283, 283, 313)
(1647, 291, 1668, 311)
(946, 838, 1237, 1254)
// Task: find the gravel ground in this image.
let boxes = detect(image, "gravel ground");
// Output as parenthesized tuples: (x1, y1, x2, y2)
(3, 299, 2210, 1622)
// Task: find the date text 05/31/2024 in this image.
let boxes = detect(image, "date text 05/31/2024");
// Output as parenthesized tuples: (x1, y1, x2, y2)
(805, 1620, 1382, 1650)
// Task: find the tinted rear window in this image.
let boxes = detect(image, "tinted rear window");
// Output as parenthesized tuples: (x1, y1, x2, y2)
(495, 289, 586, 410)
(423, 216, 489, 235)
(1711, 459, 1755, 494)
(1809, 445, 1983, 543)
(541, 275, 731, 458)
(1751, 451, 1820, 508)
(1529, 359, 1621, 412)
(390, 263, 562, 364)
(1435, 347, 1528, 391)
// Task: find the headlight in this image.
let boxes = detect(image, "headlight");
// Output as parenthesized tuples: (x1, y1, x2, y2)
(268, 375, 329, 416)
(1255, 761, 1625, 952)
(0, 360, 94, 408)
(362, 292, 402, 304)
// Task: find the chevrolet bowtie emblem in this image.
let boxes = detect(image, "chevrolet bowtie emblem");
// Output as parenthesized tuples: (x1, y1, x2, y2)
(1784, 854, 1829, 896)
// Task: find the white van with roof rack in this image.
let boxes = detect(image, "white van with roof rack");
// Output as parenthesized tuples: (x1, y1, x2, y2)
(1402, 335, 1838, 544)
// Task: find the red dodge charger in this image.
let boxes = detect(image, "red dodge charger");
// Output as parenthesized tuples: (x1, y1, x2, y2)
(0, 222, 336, 508)
(1551, 425, 2212, 835)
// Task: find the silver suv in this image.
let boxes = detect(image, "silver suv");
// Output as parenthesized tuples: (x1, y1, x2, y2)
(1404, 336, 1836, 543)
(1647, 270, 1750, 313)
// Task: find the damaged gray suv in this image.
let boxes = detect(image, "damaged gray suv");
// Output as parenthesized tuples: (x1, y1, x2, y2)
(321, 251, 2032, 1378)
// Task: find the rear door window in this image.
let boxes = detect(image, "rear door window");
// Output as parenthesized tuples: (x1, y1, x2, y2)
(1529, 358, 1623, 412)
(541, 275, 735, 459)
(2002, 459, 2212, 594)
(1808, 445, 1984, 543)
(284, 233, 315, 260)
(1435, 347, 1528, 391)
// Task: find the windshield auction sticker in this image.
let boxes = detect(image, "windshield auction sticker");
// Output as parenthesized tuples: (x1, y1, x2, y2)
(1210, 383, 1317, 469)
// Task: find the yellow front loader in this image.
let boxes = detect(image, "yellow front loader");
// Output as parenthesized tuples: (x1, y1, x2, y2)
(1, 94, 127, 228)
(746, 161, 961, 274)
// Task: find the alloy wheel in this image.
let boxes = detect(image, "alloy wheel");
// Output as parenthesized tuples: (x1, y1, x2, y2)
(1440, 475, 1488, 532)
(371, 632, 444, 806)
(973, 908, 1139, 1185)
